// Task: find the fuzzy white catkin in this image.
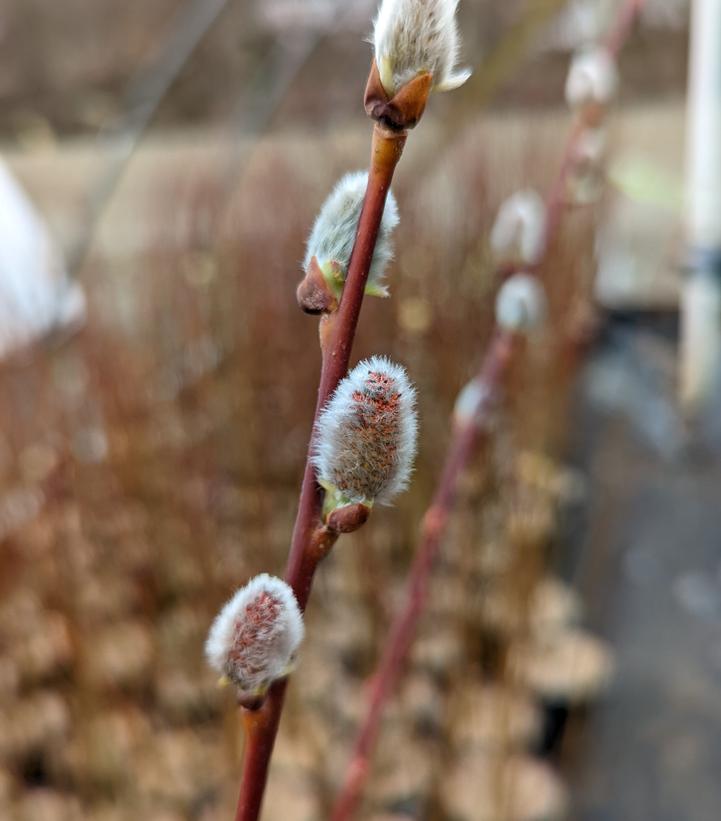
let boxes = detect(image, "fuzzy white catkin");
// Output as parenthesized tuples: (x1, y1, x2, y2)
(0, 160, 85, 360)
(304, 171, 399, 297)
(453, 379, 491, 428)
(313, 355, 418, 505)
(565, 47, 618, 109)
(205, 574, 304, 695)
(490, 189, 547, 265)
(495, 273, 547, 333)
(373, 0, 472, 96)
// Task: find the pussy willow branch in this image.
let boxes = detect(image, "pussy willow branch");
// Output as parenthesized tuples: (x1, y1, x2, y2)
(538, 0, 645, 258)
(331, 2, 646, 816)
(232, 124, 407, 821)
(330, 329, 516, 821)
(606, 0, 644, 59)
(286, 126, 407, 606)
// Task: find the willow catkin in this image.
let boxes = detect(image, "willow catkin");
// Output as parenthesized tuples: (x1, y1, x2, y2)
(304, 171, 399, 298)
(373, 0, 472, 95)
(313, 356, 418, 506)
(205, 574, 304, 697)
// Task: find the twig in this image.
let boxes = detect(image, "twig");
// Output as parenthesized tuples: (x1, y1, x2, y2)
(287, 124, 407, 603)
(605, 0, 643, 59)
(233, 122, 408, 821)
(535, 0, 643, 262)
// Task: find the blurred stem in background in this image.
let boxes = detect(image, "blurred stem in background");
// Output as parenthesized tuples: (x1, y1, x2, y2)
(330, 0, 646, 817)
(330, 330, 517, 821)
(232, 60, 431, 821)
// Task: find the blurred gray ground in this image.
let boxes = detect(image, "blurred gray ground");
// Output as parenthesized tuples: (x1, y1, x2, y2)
(562, 318, 721, 821)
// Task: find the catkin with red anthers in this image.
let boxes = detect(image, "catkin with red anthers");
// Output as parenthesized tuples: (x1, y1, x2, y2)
(205, 574, 304, 697)
(313, 356, 418, 506)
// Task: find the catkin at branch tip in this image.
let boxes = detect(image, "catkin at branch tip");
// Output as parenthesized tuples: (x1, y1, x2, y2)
(372, 0, 471, 96)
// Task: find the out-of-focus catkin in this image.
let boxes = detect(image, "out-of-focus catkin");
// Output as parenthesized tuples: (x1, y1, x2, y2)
(565, 47, 618, 111)
(495, 273, 547, 334)
(490, 189, 547, 266)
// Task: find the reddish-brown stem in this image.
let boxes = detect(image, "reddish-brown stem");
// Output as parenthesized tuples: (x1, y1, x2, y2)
(234, 691, 287, 821)
(287, 125, 407, 602)
(541, 116, 588, 251)
(330, 330, 516, 821)
(316, 126, 407, 404)
(606, 0, 643, 58)
(535, 0, 644, 262)
(232, 123, 406, 821)
(233, 525, 337, 820)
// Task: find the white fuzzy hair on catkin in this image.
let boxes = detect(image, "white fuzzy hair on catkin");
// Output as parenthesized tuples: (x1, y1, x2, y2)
(373, 0, 471, 95)
(490, 189, 547, 265)
(205, 574, 304, 695)
(313, 356, 418, 505)
(304, 171, 398, 296)
(495, 273, 547, 333)
(565, 47, 618, 109)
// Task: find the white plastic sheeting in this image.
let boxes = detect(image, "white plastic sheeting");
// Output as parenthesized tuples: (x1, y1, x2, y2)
(0, 160, 85, 360)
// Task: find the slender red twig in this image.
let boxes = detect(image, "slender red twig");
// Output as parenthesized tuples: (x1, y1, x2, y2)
(286, 126, 407, 607)
(232, 124, 407, 821)
(331, 3, 645, 816)
(606, 0, 643, 58)
(538, 0, 642, 256)
(234, 700, 286, 821)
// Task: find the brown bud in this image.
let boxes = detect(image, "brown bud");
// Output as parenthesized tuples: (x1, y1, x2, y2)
(238, 691, 266, 711)
(326, 502, 371, 534)
(364, 60, 432, 132)
(296, 257, 338, 315)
